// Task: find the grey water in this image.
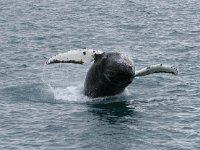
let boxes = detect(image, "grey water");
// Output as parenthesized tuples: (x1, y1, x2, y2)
(0, 0, 200, 149)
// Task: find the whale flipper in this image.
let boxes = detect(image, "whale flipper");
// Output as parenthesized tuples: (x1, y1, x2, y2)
(46, 49, 103, 65)
(135, 64, 178, 77)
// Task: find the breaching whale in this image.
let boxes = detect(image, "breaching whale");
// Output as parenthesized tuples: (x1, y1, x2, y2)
(46, 49, 178, 98)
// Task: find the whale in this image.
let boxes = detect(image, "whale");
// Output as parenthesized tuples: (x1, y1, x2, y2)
(84, 52, 135, 97)
(46, 48, 178, 98)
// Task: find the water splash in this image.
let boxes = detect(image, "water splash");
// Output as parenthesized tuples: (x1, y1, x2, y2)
(42, 60, 90, 103)
(52, 86, 89, 102)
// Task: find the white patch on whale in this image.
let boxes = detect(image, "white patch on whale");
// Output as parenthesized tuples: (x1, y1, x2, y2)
(46, 48, 103, 65)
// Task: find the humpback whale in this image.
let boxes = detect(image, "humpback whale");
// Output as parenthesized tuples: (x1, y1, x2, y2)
(46, 49, 178, 98)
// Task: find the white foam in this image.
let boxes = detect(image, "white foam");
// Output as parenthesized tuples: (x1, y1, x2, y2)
(52, 86, 85, 102)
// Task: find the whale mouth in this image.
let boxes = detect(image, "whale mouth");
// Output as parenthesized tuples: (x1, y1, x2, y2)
(104, 71, 134, 85)
(112, 73, 134, 84)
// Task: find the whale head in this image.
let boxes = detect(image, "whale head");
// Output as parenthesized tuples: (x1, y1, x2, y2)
(95, 52, 135, 86)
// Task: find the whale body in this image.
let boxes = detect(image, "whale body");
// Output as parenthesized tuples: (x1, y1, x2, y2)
(84, 52, 135, 97)
(46, 49, 178, 98)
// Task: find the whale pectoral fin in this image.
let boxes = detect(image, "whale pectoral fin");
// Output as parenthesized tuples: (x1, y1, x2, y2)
(46, 49, 103, 65)
(135, 64, 178, 77)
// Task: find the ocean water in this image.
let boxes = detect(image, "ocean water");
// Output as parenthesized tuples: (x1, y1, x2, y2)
(0, 0, 200, 149)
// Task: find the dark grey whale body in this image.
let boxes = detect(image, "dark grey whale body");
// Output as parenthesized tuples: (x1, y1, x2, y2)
(84, 52, 135, 98)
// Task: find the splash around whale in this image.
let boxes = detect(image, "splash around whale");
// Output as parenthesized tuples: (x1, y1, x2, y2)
(46, 48, 178, 98)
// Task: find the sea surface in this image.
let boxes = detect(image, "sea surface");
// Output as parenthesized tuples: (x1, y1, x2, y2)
(0, 0, 200, 149)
